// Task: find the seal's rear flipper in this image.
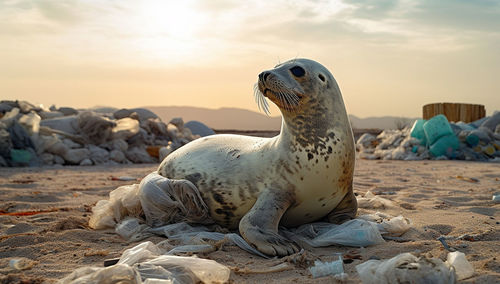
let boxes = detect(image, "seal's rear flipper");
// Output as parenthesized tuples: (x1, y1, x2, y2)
(327, 189, 358, 224)
(139, 173, 214, 227)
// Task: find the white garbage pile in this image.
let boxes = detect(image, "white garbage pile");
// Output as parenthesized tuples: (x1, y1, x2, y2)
(357, 112, 500, 161)
(0, 100, 211, 167)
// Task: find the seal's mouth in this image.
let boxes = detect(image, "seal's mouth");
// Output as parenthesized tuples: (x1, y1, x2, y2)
(253, 82, 302, 115)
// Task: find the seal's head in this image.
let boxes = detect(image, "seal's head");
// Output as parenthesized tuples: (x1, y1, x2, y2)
(254, 58, 352, 152)
(254, 58, 341, 119)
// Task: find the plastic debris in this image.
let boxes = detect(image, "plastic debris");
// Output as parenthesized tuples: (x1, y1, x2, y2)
(284, 219, 386, 248)
(9, 257, 36, 270)
(61, 241, 231, 283)
(58, 263, 141, 284)
(446, 251, 474, 280)
(356, 252, 456, 284)
(138, 173, 213, 227)
(358, 113, 500, 161)
(437, 236, 454, 252)
(90, 173, 412, 259)
(1, 100, 200, 167)
(357, 212, 411, 237)
(309, 253, 344, 278)
(455, 175, 479, 183)
(492, 194, 500, 203)
(110, 176, 139, 181)
(233, 263, 293, 274)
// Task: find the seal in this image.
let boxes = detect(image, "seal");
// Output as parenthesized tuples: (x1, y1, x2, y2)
(153, 58, 356, 256)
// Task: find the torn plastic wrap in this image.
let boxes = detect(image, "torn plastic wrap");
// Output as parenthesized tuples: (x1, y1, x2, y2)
(355, 252, 456, 284)
(58, 241, 231, 284)
(283, 219, 385, 248)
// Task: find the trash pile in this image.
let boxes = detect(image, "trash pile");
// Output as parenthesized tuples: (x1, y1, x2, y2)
(0, 100, 212, 167)
(357, 112, 500, 161)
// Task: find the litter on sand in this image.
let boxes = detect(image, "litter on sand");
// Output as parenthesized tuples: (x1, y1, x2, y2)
(355, 251, 474, 284)
(309, 253, 345, 278)
(89, 172, 412, 259)
(58, 241, 231, 284)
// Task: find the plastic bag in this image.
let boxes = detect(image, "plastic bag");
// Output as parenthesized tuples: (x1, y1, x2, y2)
(77, 111, 115, 144)
(117, 241, 230, 284)
(285, 219, 385, 248)
(112, 118, 140, 140)
(58, 264, 141, 284)
(446, 251, 474, 280)
(118, 241, 163, 266)
(143, 255, 230, 284)
(116, 218, 153, 242)
(149, 222, 269, 258)
(358, 212, 411, 237)
(138, 173, 213, 227)
(356, 253, 456, 284)
(88, 183, 142, 230)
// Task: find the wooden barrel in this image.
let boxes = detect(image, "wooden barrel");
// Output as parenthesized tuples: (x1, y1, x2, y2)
(422, 103, 485, 123)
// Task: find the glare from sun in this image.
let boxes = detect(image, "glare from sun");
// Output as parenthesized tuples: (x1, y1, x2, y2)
(129, 0, 207, 62)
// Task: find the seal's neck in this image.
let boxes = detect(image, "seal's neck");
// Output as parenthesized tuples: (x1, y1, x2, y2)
(275, 96, 352, 153)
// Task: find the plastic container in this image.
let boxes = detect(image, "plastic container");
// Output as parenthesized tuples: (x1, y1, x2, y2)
(429, 134, 459, 157)
(465, 133, 480, 147)
(423, 115, 454, 145)
(10, 149, 32, 163)
(446, 251, 474, 280)
(309, 254, 344, 278)
(410, 119, 427, 145)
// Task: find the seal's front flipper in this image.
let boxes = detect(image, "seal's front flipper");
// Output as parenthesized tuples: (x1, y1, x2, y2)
(239, 188, 300, 257)
(138, 173, 214, 227)
(327, 189, 357, 224)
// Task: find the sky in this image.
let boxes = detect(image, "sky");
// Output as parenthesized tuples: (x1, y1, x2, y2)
(1, 0, 499, 118)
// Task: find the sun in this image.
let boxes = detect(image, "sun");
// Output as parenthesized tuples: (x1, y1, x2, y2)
(139, 1, 202, 39)
(128, 0, 207, 62)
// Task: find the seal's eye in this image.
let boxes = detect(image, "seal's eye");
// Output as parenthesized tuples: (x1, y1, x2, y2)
(290, 66, 305, 77)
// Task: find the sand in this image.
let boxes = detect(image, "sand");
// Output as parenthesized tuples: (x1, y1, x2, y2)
(0, 159, 499, 283)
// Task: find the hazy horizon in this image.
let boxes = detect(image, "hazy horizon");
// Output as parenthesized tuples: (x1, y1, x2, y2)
(2, 0, 499, 117)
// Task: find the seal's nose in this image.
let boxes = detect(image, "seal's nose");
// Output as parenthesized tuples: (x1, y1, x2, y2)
(259, 71, 270, 82)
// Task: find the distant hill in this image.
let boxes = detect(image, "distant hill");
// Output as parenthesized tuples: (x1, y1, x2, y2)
(144, 106, 282, 130)
(143, 106, 417, 130)
(349, 115, 418, 130)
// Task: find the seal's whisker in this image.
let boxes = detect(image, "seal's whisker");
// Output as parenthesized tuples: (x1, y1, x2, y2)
(253, 83, 270, 115)
(285, 93, 299, 105)
(279, 92, 291, 112)
(278, 93, 289, 112)
(281, 92, 299, 112)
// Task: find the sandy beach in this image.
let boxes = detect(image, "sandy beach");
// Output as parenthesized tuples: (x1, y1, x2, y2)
(0, 159, 499, 283)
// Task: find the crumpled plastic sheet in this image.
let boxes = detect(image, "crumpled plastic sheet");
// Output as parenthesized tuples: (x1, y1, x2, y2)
(355, 252, 456, 284)
(58, 241, 230, 284)
(90, 172, 412, 259)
